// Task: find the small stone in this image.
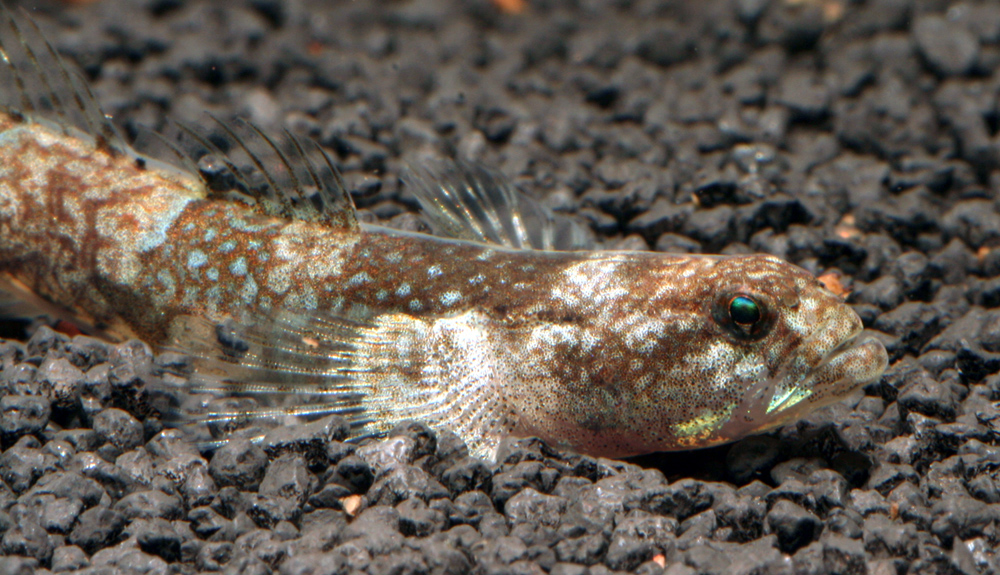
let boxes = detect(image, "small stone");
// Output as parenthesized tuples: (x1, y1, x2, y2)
(132, 517, 183, 563)
(261, 415, 349, 468)
(68, 506, 126, 553)
(35, 357, 84, 408)
(92, 408, 144, 453)
(51, 544, 89, 572)
(114, 490, 184, 521)
(914, 15, 979, 76)
(26, 326, 69, 360)
(0, 436, 47, 493)
(0, 395, 51, 437)
(767, 499, 822, 553)
(209, 438, 268, 491)
(0, 515, 53, 564)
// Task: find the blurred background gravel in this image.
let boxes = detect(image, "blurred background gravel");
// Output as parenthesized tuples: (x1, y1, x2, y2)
(2, 0, 1000, 573)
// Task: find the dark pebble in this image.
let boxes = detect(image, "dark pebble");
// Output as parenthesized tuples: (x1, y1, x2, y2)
(131, 517, 183, 562)
(68, 506, 127, 553)
(209, 438, 269, 491)
(766, 499, 821, 553)
(261, 414, 349, 468)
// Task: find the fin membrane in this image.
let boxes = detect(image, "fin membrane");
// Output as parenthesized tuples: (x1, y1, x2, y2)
(158, 309, 376, 449)
(405, 160, 594, 251)
(0, 4, 129, 155)
(158, 306, 515, 460)
(0, 3, 358, 232)
(158, 117, 358, 230)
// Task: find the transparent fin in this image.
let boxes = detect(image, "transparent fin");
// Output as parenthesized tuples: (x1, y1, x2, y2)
(158, 307, 515, 460)
(158, 310, 375, 448)
(0, 4, 130, 156)
(0, 4, 358, 232)
(404, 160, 594, 251)
(155, 117, 359, 231)
(0, 274, 111, 339)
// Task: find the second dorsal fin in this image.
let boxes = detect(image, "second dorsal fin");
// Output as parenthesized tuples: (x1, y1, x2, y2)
(161, 117, 358, 231)
(404, 160, 594, 251)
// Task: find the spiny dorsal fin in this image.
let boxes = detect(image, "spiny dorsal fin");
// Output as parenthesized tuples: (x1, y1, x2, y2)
(159, 117, 358, 231)
(0, 4, 130, 156)
(0, 4, 358, 232)
(404, 160, 594, 251)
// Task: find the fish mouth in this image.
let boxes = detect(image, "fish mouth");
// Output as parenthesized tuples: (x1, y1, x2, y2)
(771, 331, 888, 415)
(717, 322, 889, 442)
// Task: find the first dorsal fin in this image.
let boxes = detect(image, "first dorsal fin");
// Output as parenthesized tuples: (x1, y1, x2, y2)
(404, 160, 594, 251)
(0, 4, 130, 156)
(0, 3, 359, 232)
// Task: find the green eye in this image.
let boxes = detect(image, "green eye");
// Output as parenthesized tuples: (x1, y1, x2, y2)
(729, 295, 761, 326)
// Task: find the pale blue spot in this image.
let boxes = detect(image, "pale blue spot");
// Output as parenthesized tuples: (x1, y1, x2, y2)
(409, 299, 423, 311)
(247, 239, 262, 251)
(395, 283, 411, 297)
(229, 257, 247, 277)
(384, 252, 403, 264)
(183, 222, 195, 232)
(348, 272, 371, 286)
(204, 228, 217, 242)
(187, 250, 207, 269)
(240, 277, 258, 305)
(376, 289, 388, 301)
(156, 269, 175, 292)
(206, 285, 221, 304)
(229, 218, 271, 233)
(206, 268, 219, 281)
(219, 240, 237, 253)
(137, 196, 195, 253)
(427, 265, 442, 278)
(440, 291, 462, 306)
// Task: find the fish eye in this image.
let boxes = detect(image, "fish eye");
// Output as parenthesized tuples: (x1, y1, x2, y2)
(729, 295, 761, 326)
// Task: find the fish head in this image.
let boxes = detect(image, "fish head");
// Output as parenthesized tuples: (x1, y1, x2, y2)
(505, 252, 888, 459)
(661, 254, 889, 449)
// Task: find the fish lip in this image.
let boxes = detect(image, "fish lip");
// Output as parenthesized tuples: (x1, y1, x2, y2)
(774, 329, 889, 414)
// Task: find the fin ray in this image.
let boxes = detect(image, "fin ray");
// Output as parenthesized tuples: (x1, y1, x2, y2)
(0, 4, 130, 155)
(404, 160, 594, 251)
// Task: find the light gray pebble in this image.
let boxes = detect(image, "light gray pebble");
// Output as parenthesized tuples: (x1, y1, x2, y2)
(51, 544, 89, 572)
(93, 408, 144, 453)
(0, 395, 51, 437)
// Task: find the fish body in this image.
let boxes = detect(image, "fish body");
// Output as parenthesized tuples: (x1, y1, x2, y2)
(0, 9, 888, 459)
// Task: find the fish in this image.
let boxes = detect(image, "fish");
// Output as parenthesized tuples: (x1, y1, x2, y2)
(0, 6, 888, 460)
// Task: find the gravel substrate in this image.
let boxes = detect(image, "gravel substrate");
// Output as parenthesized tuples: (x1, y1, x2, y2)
(2, 0, 1000, 573)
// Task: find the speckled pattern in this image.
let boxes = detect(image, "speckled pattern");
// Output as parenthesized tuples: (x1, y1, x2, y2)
(1, 0, 1000, 574)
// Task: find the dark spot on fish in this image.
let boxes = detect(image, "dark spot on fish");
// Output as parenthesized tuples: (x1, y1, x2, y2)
(215, 318, 249, 357)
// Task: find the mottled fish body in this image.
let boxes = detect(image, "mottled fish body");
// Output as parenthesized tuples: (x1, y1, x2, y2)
(0, 7, 888, 459)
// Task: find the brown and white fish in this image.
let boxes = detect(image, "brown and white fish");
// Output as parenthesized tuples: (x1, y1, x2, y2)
(0, 8, 887, 460)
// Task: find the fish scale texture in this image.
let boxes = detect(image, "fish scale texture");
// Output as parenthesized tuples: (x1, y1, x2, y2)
(0, 0, 999, 573)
